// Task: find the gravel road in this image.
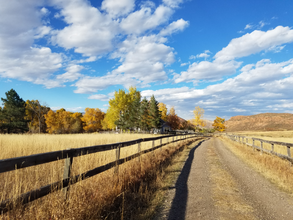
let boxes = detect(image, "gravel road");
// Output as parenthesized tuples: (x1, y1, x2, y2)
(156, 137, 293, 220)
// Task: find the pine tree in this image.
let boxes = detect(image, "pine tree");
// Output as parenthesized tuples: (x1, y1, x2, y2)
(0, 89, 28, 133)
(148, 95, 161, 130)
(139, 98, 151, 131)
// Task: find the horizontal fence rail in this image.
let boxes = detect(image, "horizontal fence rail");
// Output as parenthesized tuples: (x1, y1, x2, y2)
(0, 133, 209, 214)
(224, 134, 293, 163)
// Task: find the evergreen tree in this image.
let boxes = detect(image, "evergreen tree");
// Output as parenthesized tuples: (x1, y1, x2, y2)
(139, 98, 151, 131)
(148, 95, 161, 130)
(0, 89, 28, 133)
(127, 95, 141, 130)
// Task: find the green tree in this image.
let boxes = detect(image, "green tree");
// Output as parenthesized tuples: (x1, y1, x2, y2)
(139, 97, 151, 131)
(148, 95, 161, 130)
(103, 87, 141, 130)
(0, 89, 28, 133)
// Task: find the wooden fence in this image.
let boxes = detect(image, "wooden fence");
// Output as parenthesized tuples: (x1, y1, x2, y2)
(0, 133, 204, 214)
(225, 134, 293, 163)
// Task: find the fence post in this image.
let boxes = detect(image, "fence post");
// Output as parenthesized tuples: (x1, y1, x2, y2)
(63, 150, 73, 199)
(138, 142, 141, 162)
(115, 144, 121, 173)
(271, 143, 274, 153)
(252, 139, 255, 151)
(287, 146, 291, 158)
(160, 138, 162, 151)
(260, 141, 263, 154)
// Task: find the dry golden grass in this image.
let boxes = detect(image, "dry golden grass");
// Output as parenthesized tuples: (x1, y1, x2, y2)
(0, 133, 195, 219)
(220, 136, 293, 195)
(227, 131, 293, 158)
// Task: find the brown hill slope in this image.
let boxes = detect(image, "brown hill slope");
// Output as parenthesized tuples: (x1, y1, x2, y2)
(225, 113, 293, 132)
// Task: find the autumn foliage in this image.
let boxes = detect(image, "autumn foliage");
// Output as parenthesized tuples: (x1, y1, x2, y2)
(213, 116, 226, 132)
(82, 108, 105, 132)
(45, 109, 83, 134)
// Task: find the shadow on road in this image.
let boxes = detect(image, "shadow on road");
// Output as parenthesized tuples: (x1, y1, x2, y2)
(167, 140, 206, 220)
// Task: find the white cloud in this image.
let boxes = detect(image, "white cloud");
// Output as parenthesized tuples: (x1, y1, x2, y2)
(267, 45, 286, 53)
(175, 26, 293, 84)
(159, 18, 189, 36)
(174, 60, 241, 83)
(215, 26, 293, 62)
(88, 94, 109, 101)
(163, 0, 183, 8)
(51, 0, 118, 57)
(34, 26, 51, 39)
(245, 24, 253, 29)
(144, 57, 293, 119)
(56, 64, 83, 82)
(120, 5, 173, 35)
(77, 56, 97, 63)
(40, 7, 50, 16)
(101, 0, 135, 18)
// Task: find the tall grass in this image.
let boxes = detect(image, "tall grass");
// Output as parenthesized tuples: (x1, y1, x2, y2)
(228, 131, 293, 157)
(0, 133, 195, 219)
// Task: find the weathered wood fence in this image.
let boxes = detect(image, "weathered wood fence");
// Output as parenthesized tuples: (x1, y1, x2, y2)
(225, 134, 293, 163)
(0, 133, 203, 214)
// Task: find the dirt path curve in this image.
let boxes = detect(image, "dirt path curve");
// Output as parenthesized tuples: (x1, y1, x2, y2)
(156, 137, 293, 220)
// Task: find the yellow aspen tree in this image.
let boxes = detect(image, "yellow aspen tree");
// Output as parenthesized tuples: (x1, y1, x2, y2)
(213, 116, 226, 132)
(82, 108, 105, 132)
(193, 106, 205, 128)
(103, 87, 140, 130)
(158, 102, 168, 121)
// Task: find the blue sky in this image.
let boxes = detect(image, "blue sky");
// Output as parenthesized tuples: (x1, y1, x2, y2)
(1, 0, 293, 121)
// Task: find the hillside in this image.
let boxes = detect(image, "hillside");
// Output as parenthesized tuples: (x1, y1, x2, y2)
(225, 113, 293, 132)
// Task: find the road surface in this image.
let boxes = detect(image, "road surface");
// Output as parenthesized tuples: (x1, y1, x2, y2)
(156, 137, 293, 220)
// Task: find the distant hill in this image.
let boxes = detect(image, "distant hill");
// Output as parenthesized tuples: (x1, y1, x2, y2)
(225, 113, 293, 132)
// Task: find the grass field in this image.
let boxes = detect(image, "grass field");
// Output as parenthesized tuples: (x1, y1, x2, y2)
(227, 131, 293, 156)
(0, 133, 195, 219)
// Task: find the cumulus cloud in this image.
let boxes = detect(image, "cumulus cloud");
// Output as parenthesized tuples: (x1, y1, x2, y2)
(101, 0, 135, 18)
(215, 26, 293, 62)
(163, 0, 183, 8)
(88, 94, 109, 101)
(159, 18, 189, 36)
(73, 34, 177, 94)
(174, 60, 241, 83)
(120, 5, 173, 35)
(145, 58, 293, 119)
(56, 64, 83, 82)
(51, 0, 118, 57)
(175, 26, 293, 84)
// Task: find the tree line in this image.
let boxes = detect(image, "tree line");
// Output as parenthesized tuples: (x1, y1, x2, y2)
(0, 88, 214, 134)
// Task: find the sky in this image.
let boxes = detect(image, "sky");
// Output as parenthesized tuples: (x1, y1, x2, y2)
(1, 0, 293, 121)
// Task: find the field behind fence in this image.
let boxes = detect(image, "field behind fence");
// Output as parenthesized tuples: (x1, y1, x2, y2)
(0, 133, 202, 216)
(224, 133, 293, 163)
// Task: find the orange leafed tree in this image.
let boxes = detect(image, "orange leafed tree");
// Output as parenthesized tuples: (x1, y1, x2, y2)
(213, 116, 226, 132)
(82, 108, 105, 132)
(167, 106, 180, 130)
(45, 108, 83, 134)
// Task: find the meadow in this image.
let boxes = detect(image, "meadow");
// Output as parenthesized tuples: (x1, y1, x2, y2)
(228, 130, 293, 156)
(0, 133, 197, 219)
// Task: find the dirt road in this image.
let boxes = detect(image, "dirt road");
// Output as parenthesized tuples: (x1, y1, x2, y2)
(156, 137, 293, 220)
